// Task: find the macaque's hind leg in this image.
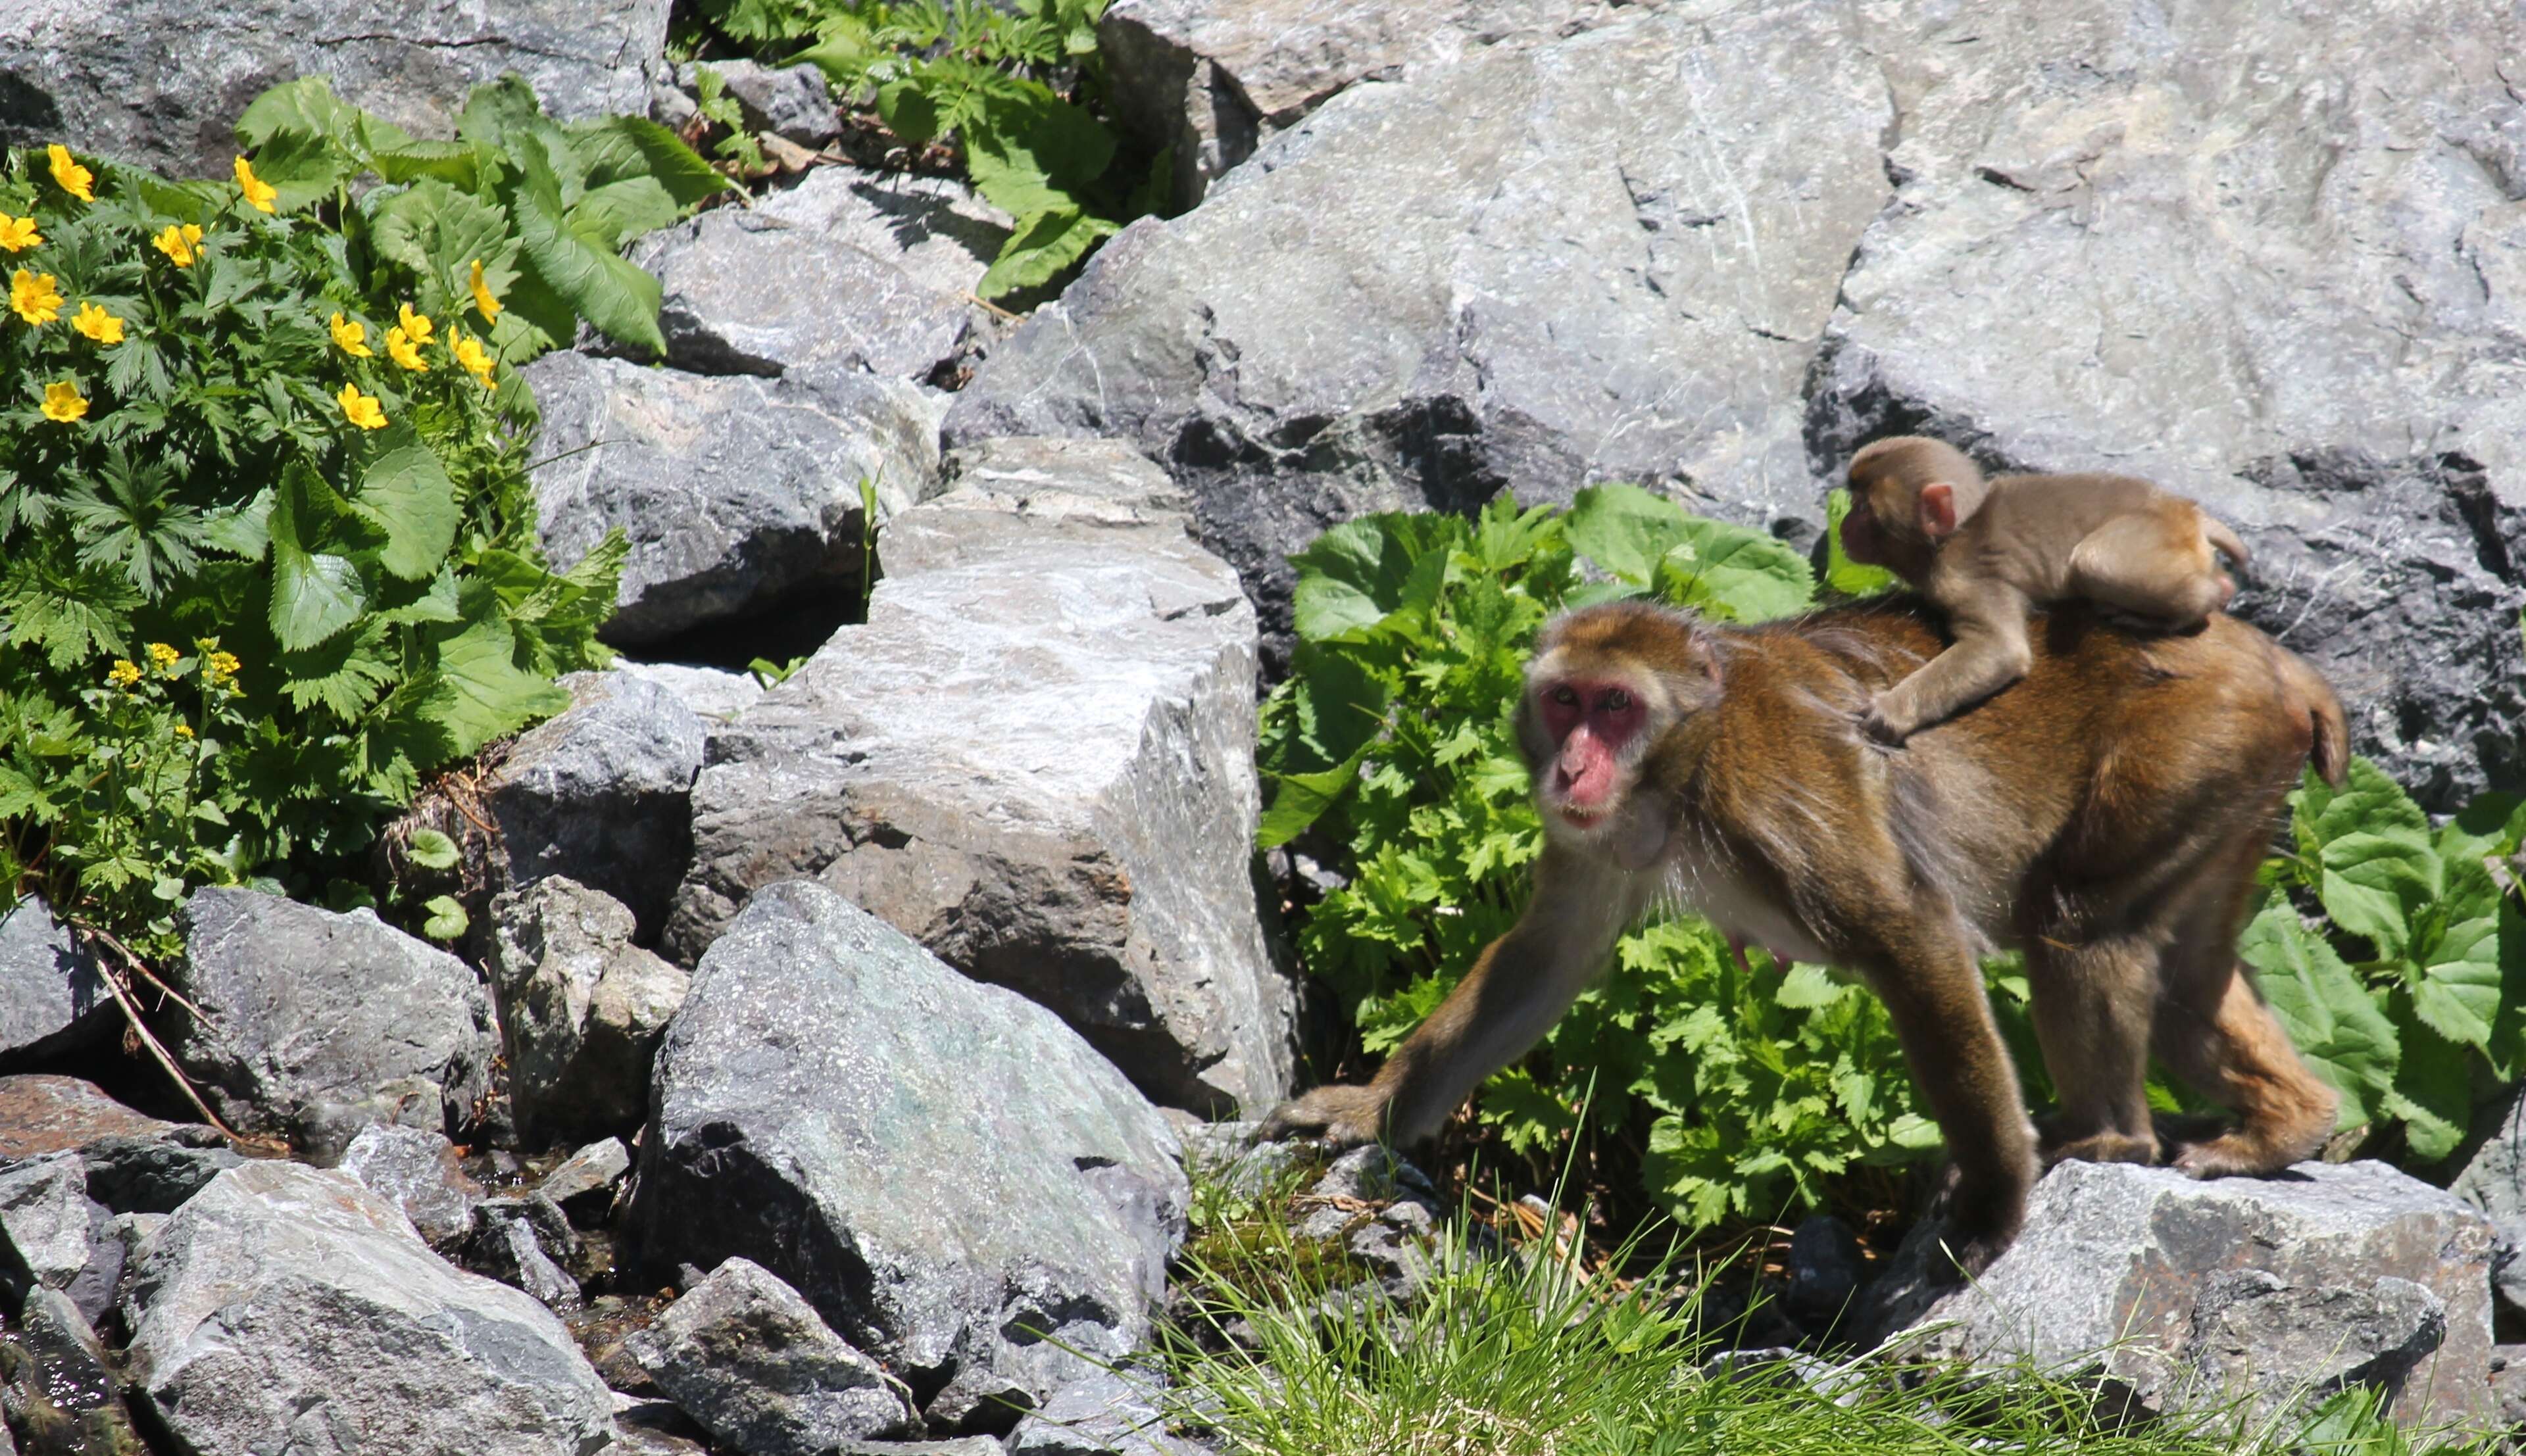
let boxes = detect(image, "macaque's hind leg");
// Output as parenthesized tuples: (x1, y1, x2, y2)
(2066, 510, 2231, 627)
(1866, 593, 2034, 742)
(2024, 932, 2162, 1167)
(2148, 840, 2339, 1177)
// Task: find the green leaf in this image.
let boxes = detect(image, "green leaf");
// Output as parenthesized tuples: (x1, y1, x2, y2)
(962, 93, 1115, 218)
(567, 176, 681, 252)
(240, 128, 353, 211)
(2440, 790, 2526, 869)
(1568, 483, 1814, 622)
(1258, 750, 1368, 850)
(369, 180, 517, 318)
(420, 894, 470, 941)
(235, 76, 361, 149)
(978, 205, 1119, 299)
(348, 428, 460, 581)
(2384, 1007, 2469, 1163)
(202, 489, 274, 560)
(421, 612, 571, 758)
(266, 460, 367, 651)
(406, 828, 462, 871)
(2246, 900, 2398, 1127)
(2317, 831, 2440, 959)
(1823, 487, 1899, 597)
(1288, 514, 1467, 643)
(2409, 856, 2505, 1053)
(510, 136, 666, 354)
(566, 114, 728, 207)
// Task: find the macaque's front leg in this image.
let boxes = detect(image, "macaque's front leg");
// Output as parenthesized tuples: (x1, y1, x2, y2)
(1865, 591, 2034, 742)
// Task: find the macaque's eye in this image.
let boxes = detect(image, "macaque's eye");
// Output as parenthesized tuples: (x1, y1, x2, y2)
(1602, 688, 1631, 712)
(1550, 686, 1578, 707)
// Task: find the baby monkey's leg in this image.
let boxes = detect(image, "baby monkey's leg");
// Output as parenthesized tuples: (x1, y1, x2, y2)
(2066, 506, 2235, 626)
(1865, 590, 2034, 742)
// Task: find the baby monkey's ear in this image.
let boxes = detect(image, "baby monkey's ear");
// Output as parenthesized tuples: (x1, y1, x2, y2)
(1916, 481, 1961, 541)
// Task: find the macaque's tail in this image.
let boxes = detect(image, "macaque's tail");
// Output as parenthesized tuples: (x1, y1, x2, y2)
(2204, 515, 2250, 568)
(2275, 645, 2348, 787)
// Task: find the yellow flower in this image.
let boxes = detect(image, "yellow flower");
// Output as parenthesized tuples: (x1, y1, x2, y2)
(208, 650, 241, 683)
(107, 659, 141, 689)
(38, 379, 86, 422)
(337, 381, 386, 430)
(330, 312, 372, 358)
(70, 301, 123, 345)
(174, 723, 195, 739)
(147, 641, 180, 671)
(234, 155, 277, 213)
(451, 332, 495, 389)
(468, 258, 502, 322)
(11, 269, 62, 326)
(397, 303, 434, 345)
(152, 223, 203, 267)
(385, 324, 428, 372)
(46, 145, 93, 203)
(0, 216, 39, 253)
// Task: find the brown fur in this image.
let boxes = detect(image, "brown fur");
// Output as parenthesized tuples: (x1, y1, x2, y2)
(1262, 598, 2344, 1274)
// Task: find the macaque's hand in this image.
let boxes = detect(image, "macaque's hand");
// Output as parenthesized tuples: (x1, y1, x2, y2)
(1254, 1084, 1387, 1148)
(1860, 692, 1912, 745)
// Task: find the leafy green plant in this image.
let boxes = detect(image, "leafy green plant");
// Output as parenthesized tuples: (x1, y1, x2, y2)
(688, 66, 772, 175)
(690, 0, 1164, 297)
(2248, 762, 2526, 1162)
(235, 73, 728, 358)
(0, 132, 624, 948)
(1260, 486, 1951, 1227)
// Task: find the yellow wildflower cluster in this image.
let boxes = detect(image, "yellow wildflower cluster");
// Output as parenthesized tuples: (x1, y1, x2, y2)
(198, 641, 244, 696)
(147, 642, 180, 673)
(153, 223, 204, 267)
(106, 659, 141, 689)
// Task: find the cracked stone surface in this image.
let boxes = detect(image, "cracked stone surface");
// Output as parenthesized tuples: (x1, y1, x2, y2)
(958, 0, 2526, 804)
(0, 0, 669, 181)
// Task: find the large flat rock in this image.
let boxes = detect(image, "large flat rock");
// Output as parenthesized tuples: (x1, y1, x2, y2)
(0, 896, 109, 1063)
(632, 882, 1187, 1428)
(0, 0, 667, 180)
(665, 436, 1296, 1115)
(950, 0, 2526, 804)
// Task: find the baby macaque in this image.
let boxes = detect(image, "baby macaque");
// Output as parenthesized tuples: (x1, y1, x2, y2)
(1839, 436, 2250, 743)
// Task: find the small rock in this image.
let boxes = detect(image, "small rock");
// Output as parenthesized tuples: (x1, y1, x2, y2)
(1310, 1144, 1433, 1205)
(628, 1257, 916, 1454)
(1008, 1368, 1197, 1456)
(338, 1123, 484, 1245)
(123, 1162, 617, 1456)
(486, 678, 707, 946)
(539, 1137, 633, 1223)
(0, 1153, 111, 1318)
(1784, 1215, 1863, 1334)
(2450, 1085, 2526, 1316)
(0, 1077, 177, 1158)
(469, 1196, 584, 1313)
(753, 164, 1012, 303)
(1176, 1121, 1308, 1202)
(612, 660, 767, 723)
(0, 894, 111, 1062)
(2492, 1343, 2526, 1427)
(77, 1134, 241, 1215)
(489, 878, 690, 1146)
(683, 59, 836, 146)
(170, 889, 493, 1144)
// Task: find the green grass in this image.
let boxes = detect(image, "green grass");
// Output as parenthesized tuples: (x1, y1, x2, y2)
(1155, 1154, 2500, 1456)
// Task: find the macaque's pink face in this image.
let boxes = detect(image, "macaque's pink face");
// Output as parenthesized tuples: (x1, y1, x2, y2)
(1533, 678, 1647, 827)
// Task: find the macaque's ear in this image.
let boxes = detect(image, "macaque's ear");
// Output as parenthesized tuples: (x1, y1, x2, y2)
(1917, 482, 1960, 540)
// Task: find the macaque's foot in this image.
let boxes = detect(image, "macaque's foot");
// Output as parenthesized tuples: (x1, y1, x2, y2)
(1860, 697, 1910, 746)
(2037, 1129, 2160, 1169)
(1255, 1084, 1387, 1149)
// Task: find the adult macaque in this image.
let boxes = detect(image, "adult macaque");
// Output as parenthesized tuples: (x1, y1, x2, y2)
(1262, 599, 2347, 1273)
(1840, 437, 2252, 742)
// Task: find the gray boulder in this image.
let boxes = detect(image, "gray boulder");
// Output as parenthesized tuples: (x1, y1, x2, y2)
(0, 0, 668, 181)
(632, 882, 1188, 1427)
(0, 1075, 181, 1159)
(950, 0, 2526, 803)
(1099, 0, 1654, 208)
(1008, 1369, 1198, 1456)
(468, 1195, 583, 1314)
(337, 1123, 483, 1246)
(78, 1134, 241, 1214)
(753, 164, 1012, 304)
(1862, 1161, 2494, 1429)
(627, 1257, 916, 1454)
(2449, 1085, 2526, 1316)
(487, 877, 689, 1144)
(528, 351, 943, 644)
(665, 437, 1296, 1115)
(170, 889, 493, 1146)
(485, 672, 706, 941)
(681, 59, 835, 147)
(612, 660, 766, 723)
(0, 1153, 114, 1323)
(0, 894, 109, 1063)
(124, 1161, 616, 1456)
(628, 204, 983, 383)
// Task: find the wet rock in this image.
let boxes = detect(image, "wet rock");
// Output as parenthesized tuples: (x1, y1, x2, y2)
(124, 1162, 616, 1456)
(469, 1194, 584, 1314)
(9, 1284, 144, 1455)
(666, 437, 1297, 1115)
(337, 1123, 483, 1246)
(526, 351, 942, 645)
(0, 0, 670, 180)
(169, 889, 494, 1145)
(0, 894, 110, 1063)
(1008, 1368, 1200, 1456)
(626, 1257, 916, 1453)
(633, 883, 1187, 1427)
(682, 59, 835, 146)
(485, 675, 706, 943)
(487, 878, 689, 1144)
(76, 1134, 241, 1215)
(0, 1077, 178, 1159)
(1858, 1161, 2494, 1428)
(539, 1137, 633, 1224)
